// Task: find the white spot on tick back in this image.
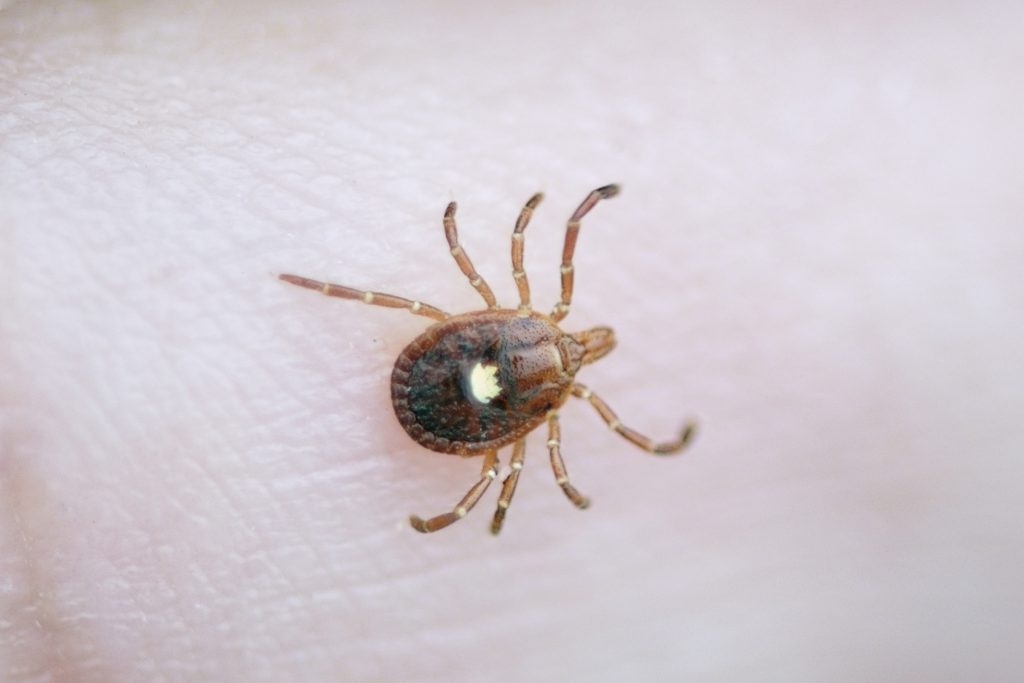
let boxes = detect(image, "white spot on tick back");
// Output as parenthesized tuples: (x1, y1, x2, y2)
(468, 362, 502, 404)
(550, 345, 564, 374)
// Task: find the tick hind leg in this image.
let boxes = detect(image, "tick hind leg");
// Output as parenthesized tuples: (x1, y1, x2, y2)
(572, 383, 696, 455)
(490, 439, 526, 535)
(410, 450, 500, 533)
(547, 411, 591, 509)
(278, 274, 448, 322)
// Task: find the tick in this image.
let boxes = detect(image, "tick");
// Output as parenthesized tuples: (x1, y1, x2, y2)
(280, 184, 697, 534)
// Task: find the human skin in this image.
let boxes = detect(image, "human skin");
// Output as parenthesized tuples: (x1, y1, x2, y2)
(2, 2, 1023, 681)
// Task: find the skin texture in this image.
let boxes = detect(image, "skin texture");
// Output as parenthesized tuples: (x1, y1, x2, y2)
(2, 1, 1023, 681)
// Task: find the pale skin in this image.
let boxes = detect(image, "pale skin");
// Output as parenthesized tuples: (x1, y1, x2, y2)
(3, 3, 1024, 683)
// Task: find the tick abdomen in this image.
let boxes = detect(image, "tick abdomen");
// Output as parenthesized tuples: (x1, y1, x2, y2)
(392, 310, 578, 455)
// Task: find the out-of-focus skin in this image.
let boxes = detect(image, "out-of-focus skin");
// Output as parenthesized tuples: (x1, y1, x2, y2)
(2, 2, 1023, 681)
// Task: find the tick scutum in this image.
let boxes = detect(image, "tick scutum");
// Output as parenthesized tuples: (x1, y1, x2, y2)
(391, 310, 579, 455)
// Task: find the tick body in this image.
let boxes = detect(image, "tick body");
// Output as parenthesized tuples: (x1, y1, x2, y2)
(280, 184, 697, 534)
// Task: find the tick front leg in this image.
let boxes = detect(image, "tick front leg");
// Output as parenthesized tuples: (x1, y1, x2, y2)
(410, 450, 500, 533)
(278, 274, 449, 322)
(547, 411, 590, 509)
(443, 201, 499, 309)
(490, 439, 526, 535)
(572, 383, 697, 455)
(551, 184, 620, 322)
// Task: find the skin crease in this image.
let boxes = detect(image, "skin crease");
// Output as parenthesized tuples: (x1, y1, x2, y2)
(2, 1, 1023, 682)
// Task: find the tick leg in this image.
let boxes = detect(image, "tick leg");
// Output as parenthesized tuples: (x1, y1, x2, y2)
(490, 439, 526, 535)
(511, 192, 543, 314)
(279, 274, 448, 322)
(410, 450, 500, 533)
(551, 184, 620, 323)
(444, 201, 499, 309)
(572, 383, 696, 455)
(547, 411, 590, 509)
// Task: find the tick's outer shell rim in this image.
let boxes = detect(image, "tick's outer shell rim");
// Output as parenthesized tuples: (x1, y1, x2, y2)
(391, 309, 575, 456)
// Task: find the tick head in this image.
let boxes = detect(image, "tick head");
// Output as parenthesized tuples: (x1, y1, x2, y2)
(573, 326, 617, 367)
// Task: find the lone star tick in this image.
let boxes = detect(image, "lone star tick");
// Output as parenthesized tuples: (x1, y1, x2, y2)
(280, 184, 697, 534)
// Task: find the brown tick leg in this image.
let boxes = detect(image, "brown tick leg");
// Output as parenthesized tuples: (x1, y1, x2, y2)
(410, 450, 500, 533)
(551, 184, 620, 323)
(278, 274, 449, 322)
(490, 439, 526, 535)
(443, 201, 499, 309)
(511, 192, 543, 314)
(547, 411, 590, 509)
(572, 383, 696, 455)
